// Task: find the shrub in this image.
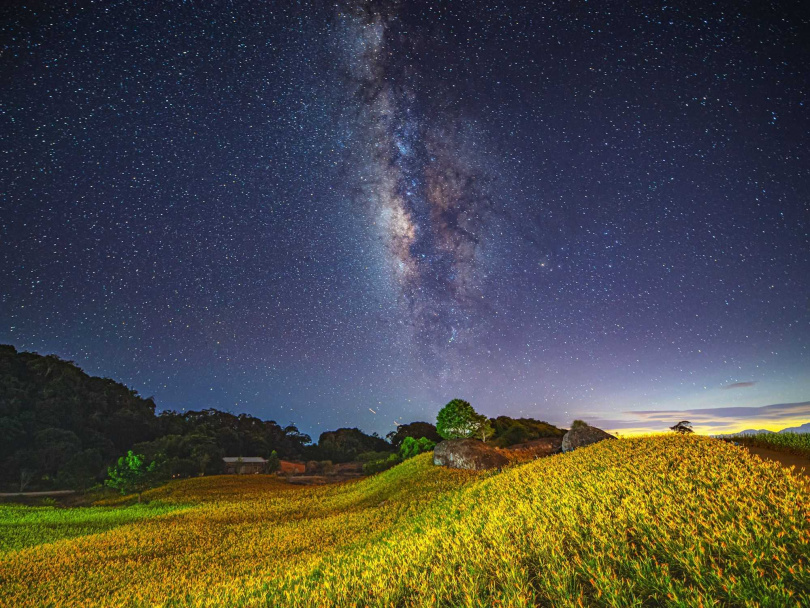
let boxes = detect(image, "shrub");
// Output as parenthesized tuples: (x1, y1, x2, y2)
(399, 437, 436, 460)
(356, 451, 396, 463)
(362, 453, 401, 475)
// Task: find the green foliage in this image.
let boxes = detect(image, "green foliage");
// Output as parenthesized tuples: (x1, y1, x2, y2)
(56, 449, 103, 490)
(732, 431, 810, 458)
(35, 428, 82, 477)
(475, 418, 495, 442)
(399, 436, 436, 460)
(356, 450, 396, 463)
(386, 421, 442, 447)
(135, 432, 224, 479)
(490, 416, 565, 447)
(266, 450, 280, 474)
(436, 399, 491, 441)
(571, 419, 589, 429)
(105, 451, 161, 500)
(0, 345, 312, 490)
(315, 428, 393, 463)
(361, 453, 401, 475)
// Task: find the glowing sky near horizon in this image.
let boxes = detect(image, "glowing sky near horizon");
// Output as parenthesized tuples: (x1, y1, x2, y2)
(1, 0, 808, 438)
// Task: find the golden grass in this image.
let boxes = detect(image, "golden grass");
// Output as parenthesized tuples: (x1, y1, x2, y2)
(1, 435, 807, 607)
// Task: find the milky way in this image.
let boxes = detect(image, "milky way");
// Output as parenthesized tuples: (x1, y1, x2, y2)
(337, 2, 498, 369)
(1, 0, 808, 436)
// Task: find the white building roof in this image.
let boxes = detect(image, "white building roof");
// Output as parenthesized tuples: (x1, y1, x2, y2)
(222, 457, 267, 463)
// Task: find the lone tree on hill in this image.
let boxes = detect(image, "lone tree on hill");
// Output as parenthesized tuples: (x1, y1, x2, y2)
(436, 399, 494, 442)
(670, 420, 694, 435)
(106, 451, 160, 502)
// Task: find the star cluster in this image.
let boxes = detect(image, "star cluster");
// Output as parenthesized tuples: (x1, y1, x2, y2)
(1, 0, 808, 435)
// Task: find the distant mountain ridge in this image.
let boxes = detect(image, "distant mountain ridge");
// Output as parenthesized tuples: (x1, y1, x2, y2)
(732, 429, 774, 436)
(721, 422, 810, 437)
(777, 422, 810, 434)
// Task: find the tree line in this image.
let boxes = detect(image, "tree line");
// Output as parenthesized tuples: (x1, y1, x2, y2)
(0, 346, 317, 490)
(0, 345, 564, 492)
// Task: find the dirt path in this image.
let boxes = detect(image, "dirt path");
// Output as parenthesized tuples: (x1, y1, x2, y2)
(743, 445, 810, 485)
(0, 490, 76, 498)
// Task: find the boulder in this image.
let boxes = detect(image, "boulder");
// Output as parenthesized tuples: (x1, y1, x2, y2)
(433, 439, 509, 470)
(561, 424, 616, 453)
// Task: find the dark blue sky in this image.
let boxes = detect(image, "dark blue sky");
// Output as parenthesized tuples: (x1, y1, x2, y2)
(2, 0, 808, 437)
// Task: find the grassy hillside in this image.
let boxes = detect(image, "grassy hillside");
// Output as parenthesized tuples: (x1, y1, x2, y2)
(1, 435, 808, 606)
(0, 502, 185, 553)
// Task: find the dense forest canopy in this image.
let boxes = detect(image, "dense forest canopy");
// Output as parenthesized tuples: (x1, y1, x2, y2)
(0, 346, 564, 490)
(0, 346, 312, 489)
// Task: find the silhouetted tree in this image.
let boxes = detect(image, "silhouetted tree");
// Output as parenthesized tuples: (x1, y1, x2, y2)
(386, 421, 442, 447)
(490, 416, 565, 447)
(670, 421, 694, 434)
(315, 428, 392, 462)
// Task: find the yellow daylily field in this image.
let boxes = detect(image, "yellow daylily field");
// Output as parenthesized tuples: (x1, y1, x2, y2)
(1, 435, 808, 607)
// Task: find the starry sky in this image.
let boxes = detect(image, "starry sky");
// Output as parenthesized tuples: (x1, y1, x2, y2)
(2, 0, 808, 437)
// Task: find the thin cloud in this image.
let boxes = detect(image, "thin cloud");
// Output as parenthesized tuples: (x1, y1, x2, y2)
(723, 381, 757, 390)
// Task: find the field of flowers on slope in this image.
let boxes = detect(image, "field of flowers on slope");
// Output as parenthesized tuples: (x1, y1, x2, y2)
(1, 435, 808, 607)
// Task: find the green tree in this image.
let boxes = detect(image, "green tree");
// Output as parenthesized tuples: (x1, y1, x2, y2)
(57, 449, 103, 490)
(490, 416, 565, 447)
(105, 451, 159, 502)
(436, 399, 493, 442)
(399, 436, 436, 459)
(35, 428, 81, 478)
(266, 450, 280, 473)
(315, 428, 392, 462)
(476, 419, 495, 442)
(386, 421, 442, 447)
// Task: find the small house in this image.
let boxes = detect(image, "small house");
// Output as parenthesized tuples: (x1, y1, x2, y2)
(222, 457, 268, 475)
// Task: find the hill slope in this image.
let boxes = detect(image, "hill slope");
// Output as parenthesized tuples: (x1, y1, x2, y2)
(1, 435, 808, 606)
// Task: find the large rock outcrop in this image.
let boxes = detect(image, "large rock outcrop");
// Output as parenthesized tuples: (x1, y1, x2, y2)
(561, 424, 616, 453)
(433, 439, 509, 470)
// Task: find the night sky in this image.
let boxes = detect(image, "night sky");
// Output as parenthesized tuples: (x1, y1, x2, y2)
(2, 0, 808, 437)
